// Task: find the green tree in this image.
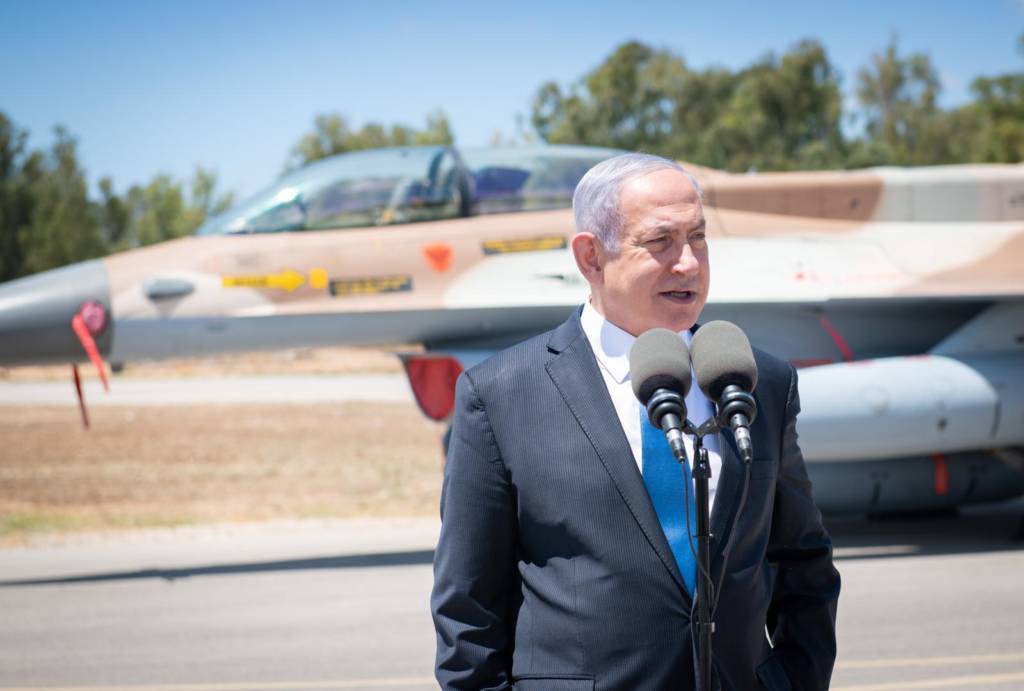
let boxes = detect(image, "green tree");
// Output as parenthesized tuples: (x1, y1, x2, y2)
(125, 175, 189, 246)
(694, 40, 845, 171)
(96, 176, 129, 250)
(531, 39, 844, 172)
(954, 36, 1024, 164)
(18, 127, 106, 275)
(287, 110, 454, 169)
(0, 112, 33, 281)
(533, 41, 685, 153)
(189, 167, 235, 220)
(661, 67, 738, 167)
(117, 167, 234, 248)
(0, 112, 234, 277)
(853, 36, 951, 165)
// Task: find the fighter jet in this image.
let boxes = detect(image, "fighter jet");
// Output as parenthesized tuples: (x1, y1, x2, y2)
(1, 143, 1022, 515)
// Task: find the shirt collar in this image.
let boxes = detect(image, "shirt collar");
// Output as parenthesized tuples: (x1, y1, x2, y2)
(580, 300, 693, 385)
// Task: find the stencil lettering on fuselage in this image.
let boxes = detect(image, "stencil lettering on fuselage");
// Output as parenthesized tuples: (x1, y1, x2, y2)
(481, 235, 567, 255)
(328, 275, 413, 297)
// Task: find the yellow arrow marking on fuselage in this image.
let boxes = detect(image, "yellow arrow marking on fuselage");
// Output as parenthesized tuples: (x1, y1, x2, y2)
(309, 267, 328, 290)
(222, 269, 306, 292)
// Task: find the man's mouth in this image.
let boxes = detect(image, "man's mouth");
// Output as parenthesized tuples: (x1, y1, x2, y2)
(660, 290, 697, 303)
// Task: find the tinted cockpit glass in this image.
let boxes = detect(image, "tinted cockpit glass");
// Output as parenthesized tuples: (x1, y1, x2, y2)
(196, 146, 460, 235)
(195, 144, 625, 235)
(459, 145, 623, 214)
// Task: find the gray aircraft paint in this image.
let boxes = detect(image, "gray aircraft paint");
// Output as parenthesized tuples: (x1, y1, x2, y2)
(0, 260, 112, 364)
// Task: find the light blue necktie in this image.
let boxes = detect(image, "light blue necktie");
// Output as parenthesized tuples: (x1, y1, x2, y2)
(641, 409, 698, 594)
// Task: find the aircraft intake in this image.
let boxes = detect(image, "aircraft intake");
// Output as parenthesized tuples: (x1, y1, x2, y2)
(0, 260, 113, 366)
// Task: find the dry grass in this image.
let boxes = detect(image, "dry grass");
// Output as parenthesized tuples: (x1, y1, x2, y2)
(0, 345, 411, 381)
(0, 403, 445, 545)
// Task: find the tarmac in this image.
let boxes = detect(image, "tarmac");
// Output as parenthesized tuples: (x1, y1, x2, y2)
(2, 373, 1023, 689)
(1, 503, 1023, 691)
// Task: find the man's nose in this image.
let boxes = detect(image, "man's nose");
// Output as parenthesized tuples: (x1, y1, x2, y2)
(670, 243, 699, 275)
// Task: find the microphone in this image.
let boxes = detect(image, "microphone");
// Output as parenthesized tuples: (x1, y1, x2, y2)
(629, 328, 692, 463)
(690, 321, 759, 464)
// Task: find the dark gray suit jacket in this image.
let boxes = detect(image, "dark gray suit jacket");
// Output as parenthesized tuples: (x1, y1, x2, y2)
(431, 310, 840, 690)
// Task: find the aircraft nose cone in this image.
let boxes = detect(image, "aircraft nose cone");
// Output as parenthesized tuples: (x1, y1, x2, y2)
(0, 260, 113, 366)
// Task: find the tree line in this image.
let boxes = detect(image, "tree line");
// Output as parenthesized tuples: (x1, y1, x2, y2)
(532, 35, 1023, 171)
(0, 110, 452, 283)
(1, 35, 1021, 282)
(0, 118, 236, 283)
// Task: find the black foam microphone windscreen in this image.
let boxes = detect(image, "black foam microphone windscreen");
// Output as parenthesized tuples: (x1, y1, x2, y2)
(629, 328, 692, 405)
(690, 321, 758, 399)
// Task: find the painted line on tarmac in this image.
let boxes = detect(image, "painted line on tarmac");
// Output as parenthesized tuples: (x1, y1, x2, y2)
(8, 662, 1024, 691)
(836, 652, 1024, 669)
(0, 679, 435, 690)
(833, 671, 1024, 690)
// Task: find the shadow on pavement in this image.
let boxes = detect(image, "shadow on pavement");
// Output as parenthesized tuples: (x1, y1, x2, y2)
(6, 499, 1024, 586)
(826, 497, 1024, 561)
(0, 548, 435, 587)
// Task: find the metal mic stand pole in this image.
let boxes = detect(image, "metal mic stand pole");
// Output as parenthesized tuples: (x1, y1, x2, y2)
(688, 425, 714, 691)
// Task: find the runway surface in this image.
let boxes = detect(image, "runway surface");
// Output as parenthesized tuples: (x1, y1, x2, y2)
(1, 502, 1023, 690)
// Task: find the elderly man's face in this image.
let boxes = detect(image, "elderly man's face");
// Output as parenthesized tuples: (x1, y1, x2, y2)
(580, 168, 709, 336)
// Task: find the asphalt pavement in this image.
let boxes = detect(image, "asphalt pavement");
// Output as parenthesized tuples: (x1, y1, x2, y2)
(1, 503, 1023, 691)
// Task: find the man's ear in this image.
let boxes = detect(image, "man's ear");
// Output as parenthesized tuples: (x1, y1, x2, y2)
(571, 232, 604, 284)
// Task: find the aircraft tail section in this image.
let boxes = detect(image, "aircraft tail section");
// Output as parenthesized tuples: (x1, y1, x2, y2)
(698, 163, 1024, 223)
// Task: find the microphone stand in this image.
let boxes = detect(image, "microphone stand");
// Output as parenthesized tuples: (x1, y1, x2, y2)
(684, 419, 719, 691)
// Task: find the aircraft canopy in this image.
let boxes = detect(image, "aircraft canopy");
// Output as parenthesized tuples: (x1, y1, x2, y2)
(196, 144, 623, 235)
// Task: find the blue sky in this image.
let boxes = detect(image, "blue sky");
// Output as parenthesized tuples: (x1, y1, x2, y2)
(1, 0, 1021, 200)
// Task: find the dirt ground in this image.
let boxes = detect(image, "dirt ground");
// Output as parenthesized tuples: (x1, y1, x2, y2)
(0, 345, 409, 381)
(0, 402, 446, 545)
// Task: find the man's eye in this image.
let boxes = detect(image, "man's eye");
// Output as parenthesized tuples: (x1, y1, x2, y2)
(690, 233, 707, 243)
(647, 236, 670, 247)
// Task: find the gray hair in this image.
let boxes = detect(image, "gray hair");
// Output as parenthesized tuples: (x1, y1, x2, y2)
(572, 153, 703, 252)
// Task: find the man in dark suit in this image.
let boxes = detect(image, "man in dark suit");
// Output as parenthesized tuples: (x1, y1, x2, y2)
(431, 153, 840, 690)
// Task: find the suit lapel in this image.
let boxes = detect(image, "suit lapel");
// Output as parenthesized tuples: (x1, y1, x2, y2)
(545, 313, 689, 596)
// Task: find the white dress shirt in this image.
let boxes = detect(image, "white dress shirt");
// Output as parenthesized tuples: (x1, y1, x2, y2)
(580, 300, 722, 514)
